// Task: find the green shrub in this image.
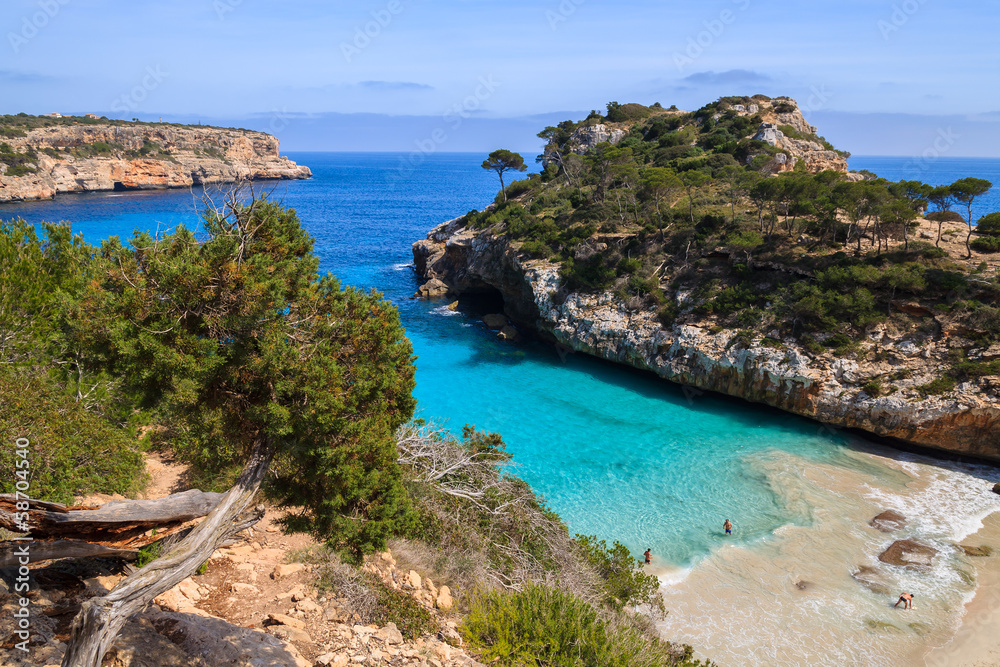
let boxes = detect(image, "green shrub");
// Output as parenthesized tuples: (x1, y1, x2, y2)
(461, 584, 704, 667)
(0, 368, 148, 504)
(971, 236, 1000, 253)
(976, 212, 1000, 235)
(916, 376, 956, 396)
(861, 380, 882, 397)
(575, 536, 664, 614)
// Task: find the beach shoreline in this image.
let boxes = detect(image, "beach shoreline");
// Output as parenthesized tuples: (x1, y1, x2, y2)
(923, 512, 1000, 667)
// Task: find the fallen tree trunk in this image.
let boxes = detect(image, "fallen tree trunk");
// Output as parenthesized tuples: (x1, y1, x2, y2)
(0, 540, 139, 568)
(61, 436, 273, 667)
(0, 490, 224, 547)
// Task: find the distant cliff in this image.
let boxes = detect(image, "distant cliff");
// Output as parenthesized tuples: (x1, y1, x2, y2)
(0, 117, 310, 203)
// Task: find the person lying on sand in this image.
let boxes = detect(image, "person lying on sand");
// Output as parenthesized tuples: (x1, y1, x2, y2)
(894, 592, 914, 610)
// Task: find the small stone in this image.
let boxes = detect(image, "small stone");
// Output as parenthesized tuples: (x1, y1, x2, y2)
(315, 653, 336, 666)
(268, 612, 306, 629)
(272, 563, 306, 579)
(406, 570, 422, 590)
(436, 586, 454, 612)
(992, 483, 1000, 495)
(376, 622, 403, 645)
(447, 301, 459, 311)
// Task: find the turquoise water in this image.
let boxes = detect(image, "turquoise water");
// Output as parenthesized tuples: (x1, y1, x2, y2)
(3, 153, 996, 569)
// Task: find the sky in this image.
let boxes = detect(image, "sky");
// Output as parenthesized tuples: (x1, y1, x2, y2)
(2, 0, 999, 156)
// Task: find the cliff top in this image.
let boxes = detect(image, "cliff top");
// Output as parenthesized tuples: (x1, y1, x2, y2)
(0, 112, 254, 136)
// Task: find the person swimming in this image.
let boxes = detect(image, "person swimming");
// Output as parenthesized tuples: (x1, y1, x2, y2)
(724, 519, 733, 535)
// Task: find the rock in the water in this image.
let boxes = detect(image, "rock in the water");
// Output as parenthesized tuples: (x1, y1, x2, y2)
(878, 540, 937, 568)
(852, 566, 891, 595)
(993, 482, 1000, 495)
(482, 313, 507, 329)
(416, 278, 450, 299)
(497, 324, 520, 342)
(961, 545, 993, 557)
(447, 300, 459, 311)
(870, 510, 907, 533)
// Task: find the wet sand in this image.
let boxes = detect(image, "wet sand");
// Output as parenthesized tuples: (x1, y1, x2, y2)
(923, 512, 1000, 667)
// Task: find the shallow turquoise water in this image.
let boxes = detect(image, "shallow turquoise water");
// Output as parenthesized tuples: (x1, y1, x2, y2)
(4, 153, 995, 568)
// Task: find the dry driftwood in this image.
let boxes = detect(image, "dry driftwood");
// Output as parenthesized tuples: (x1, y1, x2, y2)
(60, 436, 272, 667)
(0, 539, 139, 568)
(0, 489, 224, 548)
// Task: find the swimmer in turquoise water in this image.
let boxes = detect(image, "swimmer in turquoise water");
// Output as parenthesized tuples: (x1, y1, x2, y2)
(724, 519, 733, 535)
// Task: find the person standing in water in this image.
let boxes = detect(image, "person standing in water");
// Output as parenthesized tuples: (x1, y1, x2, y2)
(894, 592, 914, 610)
(643, 548, 652, 564)
(723, 519, 733, 535)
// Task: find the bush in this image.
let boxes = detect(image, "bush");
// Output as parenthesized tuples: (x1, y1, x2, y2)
(977, 212, 1000, 235)
(575, 535, 664, 614)
(861, 380, 882, 397)
(461, 584, 704, 667)
(971, 236, 1000, 253)
(916, 376, 956, 396)
(0, 368, 148, 504)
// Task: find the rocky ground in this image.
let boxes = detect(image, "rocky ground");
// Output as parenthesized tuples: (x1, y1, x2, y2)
(0, 455, 484, 667)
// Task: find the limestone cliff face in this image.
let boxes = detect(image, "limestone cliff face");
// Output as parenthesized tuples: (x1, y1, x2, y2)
(0, 123, 310, 203)
(414, 222, 1000, 463)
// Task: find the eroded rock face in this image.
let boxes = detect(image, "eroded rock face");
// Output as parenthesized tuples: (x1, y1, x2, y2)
(0, 123, 310, 203)
(412, 222, 1000, 463)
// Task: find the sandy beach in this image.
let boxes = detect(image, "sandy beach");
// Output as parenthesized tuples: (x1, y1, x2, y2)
(924, 512, 1000, 667)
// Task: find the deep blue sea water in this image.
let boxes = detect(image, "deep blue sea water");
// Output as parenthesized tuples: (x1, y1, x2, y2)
(3, 153, 998, 569)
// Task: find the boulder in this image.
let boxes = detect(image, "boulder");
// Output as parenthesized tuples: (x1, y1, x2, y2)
(406, 569, 422, 590)
(993, 483, 1000, 496)
(482, 313, 507, 329)
(869, 510, 907, 533)
(878, 540, 937, 568)
(267, 613, 306, 630)
(417, 278, 450, 298)
(497, 325, 520, 342)
(447, 301, 459, 311)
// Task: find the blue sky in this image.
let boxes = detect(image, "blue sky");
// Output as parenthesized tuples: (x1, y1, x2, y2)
(2, 0, 999, 155)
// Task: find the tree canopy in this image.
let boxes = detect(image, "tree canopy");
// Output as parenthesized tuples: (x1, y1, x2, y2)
(482, 149, 528, 202)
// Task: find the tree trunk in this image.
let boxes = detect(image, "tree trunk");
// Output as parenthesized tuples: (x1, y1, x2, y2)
(61, 437, 273, 667)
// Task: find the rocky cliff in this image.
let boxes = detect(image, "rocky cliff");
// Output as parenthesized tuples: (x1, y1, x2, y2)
(0, 121, 310, 203)
(414, 219, 1000, 463)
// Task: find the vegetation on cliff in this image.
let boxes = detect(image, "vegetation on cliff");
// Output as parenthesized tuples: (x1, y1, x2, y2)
(458, 97, 999, 393)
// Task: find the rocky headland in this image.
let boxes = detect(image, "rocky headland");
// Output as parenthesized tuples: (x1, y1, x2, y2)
(0, 118, 310, 203)
(413, 96, 1000, 462)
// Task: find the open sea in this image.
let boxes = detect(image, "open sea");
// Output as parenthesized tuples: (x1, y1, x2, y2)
(3, 153, 999, 666)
